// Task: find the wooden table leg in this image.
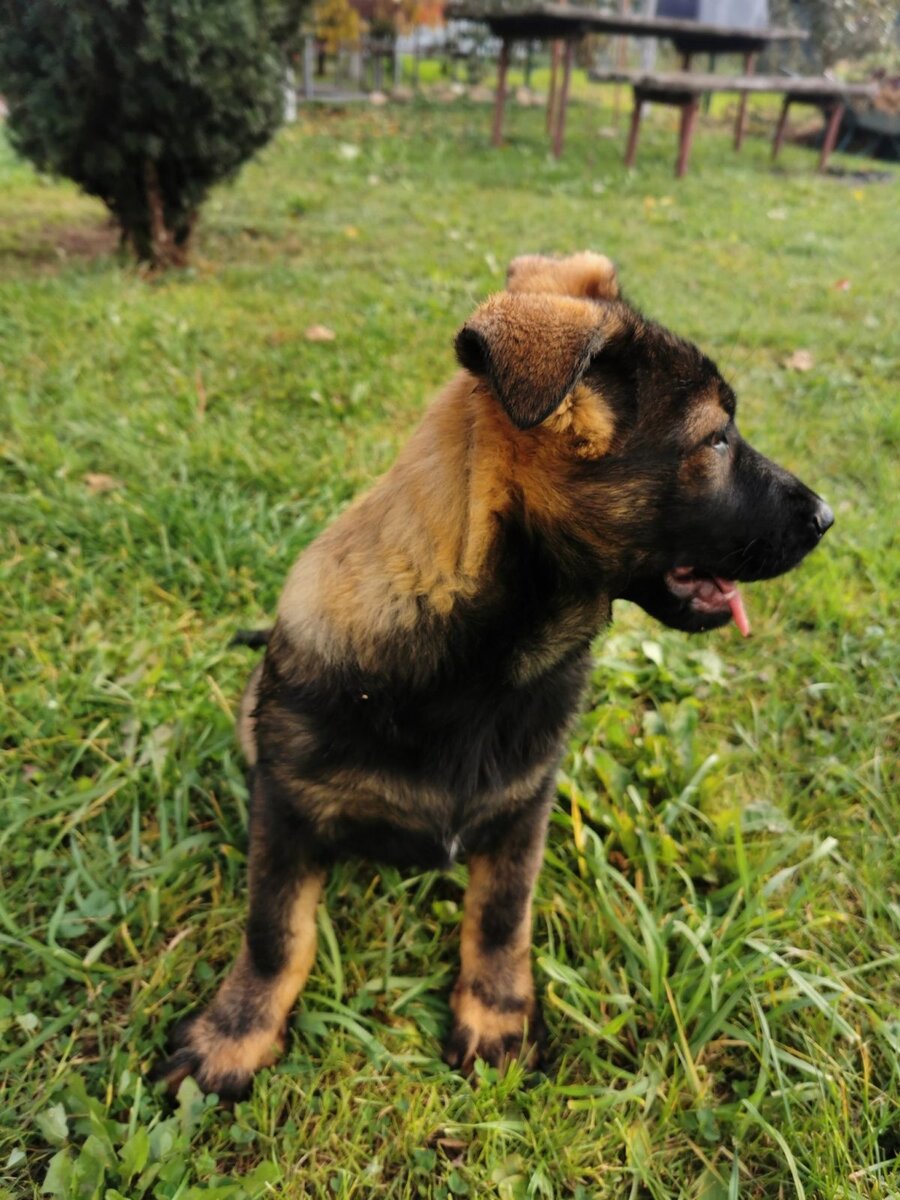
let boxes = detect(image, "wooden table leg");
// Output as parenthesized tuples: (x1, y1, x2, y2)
(818, 101, 844, 172)
(676, 95, 700, 178)
(624, 90, 644, 168)
(772, 94, 791, 160)
(552, 39, 575, 159)
(491, 39, 510, 148)
(734, 51, 756, 151)
(546, 40, 561, 134)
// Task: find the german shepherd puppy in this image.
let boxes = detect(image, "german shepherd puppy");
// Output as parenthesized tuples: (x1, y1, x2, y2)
(153, 252, 833, 1098)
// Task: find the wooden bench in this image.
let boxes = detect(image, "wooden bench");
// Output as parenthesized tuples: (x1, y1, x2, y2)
(589, 68, 877, 176)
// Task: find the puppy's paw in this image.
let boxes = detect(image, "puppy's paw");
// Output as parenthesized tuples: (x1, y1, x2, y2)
(150, 1011, 285, 1101)
(444, 983, 545, 1074)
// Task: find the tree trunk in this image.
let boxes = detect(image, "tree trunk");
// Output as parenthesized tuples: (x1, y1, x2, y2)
(143, 159, 190, 268)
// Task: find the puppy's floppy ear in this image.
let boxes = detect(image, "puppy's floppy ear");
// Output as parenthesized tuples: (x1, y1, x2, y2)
(506, 251, 620, 301)
(455, 292, 617, 430)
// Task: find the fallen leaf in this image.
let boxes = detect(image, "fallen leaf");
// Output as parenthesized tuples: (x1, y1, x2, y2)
(84, 472, 123, 493)
(784, 349, 814, 372)
(304, 324, 336, 342)
(195, 367, 207, 417)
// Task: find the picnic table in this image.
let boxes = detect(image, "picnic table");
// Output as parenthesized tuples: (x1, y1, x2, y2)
(590, 67, 878, 175)
(446, 2, 806, 157)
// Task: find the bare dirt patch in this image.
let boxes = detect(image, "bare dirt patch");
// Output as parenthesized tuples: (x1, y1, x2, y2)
(0, 219, 121, 269)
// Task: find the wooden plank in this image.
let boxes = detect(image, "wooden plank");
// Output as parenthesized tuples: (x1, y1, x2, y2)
(624, 94, 644, 168)
(819, 102, 845, 172)
(491, 39, 510, 147)
(546, 40, 561, 133)
(733, 51, 757, 151)
(446, 4, 807, 46)
(676, 95, 700, 177)
(771, 95, 791, 160)
(552, 39, 576, 158)
(589, 68, 877, 99)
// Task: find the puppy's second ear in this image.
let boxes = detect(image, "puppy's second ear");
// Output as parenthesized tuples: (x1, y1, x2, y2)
(455, 293, 616, 430)
(506, 251, 620, 301)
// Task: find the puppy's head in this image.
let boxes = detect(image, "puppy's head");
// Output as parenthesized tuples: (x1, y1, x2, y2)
(455, 274, 832, 636)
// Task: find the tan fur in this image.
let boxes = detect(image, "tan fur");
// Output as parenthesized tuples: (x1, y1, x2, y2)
(544, 382, 617, 457)
(448, 830, 547, 1071)
(682, 387, 731, 443)
(278, 295, 628, 681)
(506, 251, 620, 302)
(176, 1017, 285, 1083)
(457, 291, 627, 430)
(279, 373, 493, 675)
(237, 661, 262, 766)
(459, 852, 542, 989)
(171, 872, 325, 1090)
(448, 992, 541, 1070)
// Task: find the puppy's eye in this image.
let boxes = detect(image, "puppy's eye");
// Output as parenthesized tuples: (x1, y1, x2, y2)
(709, 429, 729, 453)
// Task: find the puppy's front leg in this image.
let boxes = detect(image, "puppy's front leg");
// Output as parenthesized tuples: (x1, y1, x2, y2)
(153, 776, 326, 1100)
(445, 794, 551, 1073)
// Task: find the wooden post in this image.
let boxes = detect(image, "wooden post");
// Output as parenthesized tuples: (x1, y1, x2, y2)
(492, 39, 511, 147)
(302, 36, 315, 100)
(772, 94, 791, 160)
(613, 0, 630, 126)
(733, 51, 756, 151)
(546, 40, 561, 133)
(552, 39, 575, 158)
(818, 101, 844, 172)
(676, 95, 700, 177)
(624, 91, 644, 168)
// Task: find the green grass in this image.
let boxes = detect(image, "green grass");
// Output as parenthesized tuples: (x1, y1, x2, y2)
(1, 92, 898, 1199)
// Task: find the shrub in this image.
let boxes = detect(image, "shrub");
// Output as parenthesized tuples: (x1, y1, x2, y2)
(0, 0, 306, 266)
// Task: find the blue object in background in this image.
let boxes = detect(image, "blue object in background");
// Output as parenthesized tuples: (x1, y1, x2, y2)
(657, 0, 770, 27)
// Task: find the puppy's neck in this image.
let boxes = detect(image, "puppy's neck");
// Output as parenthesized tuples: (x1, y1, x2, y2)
(276, 374, 613, 678)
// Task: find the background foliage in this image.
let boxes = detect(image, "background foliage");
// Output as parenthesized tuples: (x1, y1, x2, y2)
(770, 0, 897, 68)
(0, 0, 306, 266)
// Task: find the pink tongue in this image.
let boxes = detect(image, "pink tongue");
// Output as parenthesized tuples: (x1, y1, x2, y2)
(714, 577, 751, 637)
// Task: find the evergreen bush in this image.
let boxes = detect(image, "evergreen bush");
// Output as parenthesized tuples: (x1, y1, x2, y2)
(0, 1, 305, 265)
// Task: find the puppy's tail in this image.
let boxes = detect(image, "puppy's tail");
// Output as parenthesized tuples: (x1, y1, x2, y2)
(230, 628, 271, 650)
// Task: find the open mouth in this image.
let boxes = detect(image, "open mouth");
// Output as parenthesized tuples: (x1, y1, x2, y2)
(664, 567, 751, 637)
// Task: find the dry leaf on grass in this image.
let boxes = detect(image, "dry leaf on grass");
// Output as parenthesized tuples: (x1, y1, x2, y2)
(784, 349, 814, 372)
(304, 324, 336, 342)
(84, 472, 123, 493)
(195, 368, 208, 417)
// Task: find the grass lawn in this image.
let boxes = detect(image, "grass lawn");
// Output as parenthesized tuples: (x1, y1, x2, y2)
(1, 92, 898, 1200)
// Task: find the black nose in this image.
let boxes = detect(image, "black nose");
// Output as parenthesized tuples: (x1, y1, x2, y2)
(812, 501, 834, 538)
